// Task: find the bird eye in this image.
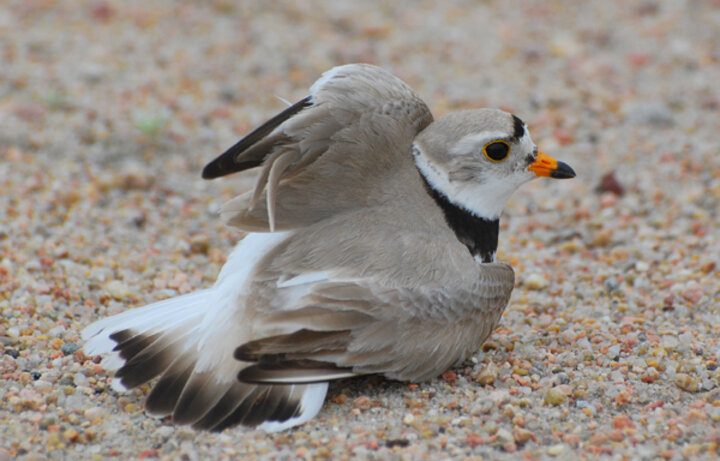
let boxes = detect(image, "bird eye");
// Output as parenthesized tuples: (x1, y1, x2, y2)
(483, 141, 510, 162)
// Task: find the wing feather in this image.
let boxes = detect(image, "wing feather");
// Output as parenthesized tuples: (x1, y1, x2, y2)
(237, 262, 514, 383)
(201, 96, 312, 179)
(203, 64, 433, 231)
(265, 149, 298, 231)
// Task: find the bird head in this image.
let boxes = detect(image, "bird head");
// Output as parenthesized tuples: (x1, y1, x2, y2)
(413, 109, 575, 220)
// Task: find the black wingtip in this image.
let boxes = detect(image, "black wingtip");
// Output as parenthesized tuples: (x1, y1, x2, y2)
(202, 96, 313, 180)
(201, 163, 218, 180)
(202, 158, 261, 180)
(201, 162, 222, 180)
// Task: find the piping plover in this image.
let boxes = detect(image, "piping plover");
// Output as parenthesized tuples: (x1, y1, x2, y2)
(83, 64, 575, 431)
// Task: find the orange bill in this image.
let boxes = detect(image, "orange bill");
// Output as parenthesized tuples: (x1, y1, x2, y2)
(528, 151, 576, 179)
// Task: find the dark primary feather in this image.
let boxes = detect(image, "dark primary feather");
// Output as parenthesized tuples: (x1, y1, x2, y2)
(106, 328, 319, 431)
(113, 329, 197, 389)
(208, 385, 301, 431)
(202, 96, 313, 179)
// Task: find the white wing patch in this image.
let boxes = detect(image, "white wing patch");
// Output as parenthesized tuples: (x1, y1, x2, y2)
(194, 231, 293, 368)
(214, 231, 292, 288)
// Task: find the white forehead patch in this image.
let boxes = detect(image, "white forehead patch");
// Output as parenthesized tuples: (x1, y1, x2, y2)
(450, 132, 508, 156)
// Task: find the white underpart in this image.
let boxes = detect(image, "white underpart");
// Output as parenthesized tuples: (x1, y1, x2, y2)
(258, 382, 329, 432)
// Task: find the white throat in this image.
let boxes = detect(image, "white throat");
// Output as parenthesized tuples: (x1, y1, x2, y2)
(413, 145, 522, 220)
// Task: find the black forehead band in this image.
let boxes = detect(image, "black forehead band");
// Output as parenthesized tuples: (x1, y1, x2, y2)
(511, 114, 525, 141)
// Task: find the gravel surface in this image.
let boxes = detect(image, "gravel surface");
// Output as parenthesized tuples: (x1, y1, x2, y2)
(2, 0, 720, 459)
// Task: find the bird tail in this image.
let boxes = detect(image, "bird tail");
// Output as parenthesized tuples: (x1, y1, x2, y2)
(82, 288, 327, 432)
(83, 290, 209, 386)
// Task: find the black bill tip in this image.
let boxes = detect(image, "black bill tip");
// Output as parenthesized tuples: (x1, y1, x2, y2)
(550, 161, 576, 179)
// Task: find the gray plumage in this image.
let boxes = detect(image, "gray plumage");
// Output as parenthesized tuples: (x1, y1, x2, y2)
(82, 63, 574, 432)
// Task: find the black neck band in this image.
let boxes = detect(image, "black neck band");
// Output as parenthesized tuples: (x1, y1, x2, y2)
(419, 173, 499, 263)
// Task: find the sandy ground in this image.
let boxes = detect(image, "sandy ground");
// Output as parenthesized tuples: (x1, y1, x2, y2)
(1, 0, 720, 459)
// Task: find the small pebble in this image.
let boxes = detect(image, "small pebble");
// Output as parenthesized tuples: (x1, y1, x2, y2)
(189, 234, 211, 254)
(597, 171, 625, 196)
(604, 277, 620, 293)
(496, 428, 514, 444)
(61, 343, 79, 356)
(635, 261, 649, 272)
(475, 362, 498, 385)
(63, 428, 80, 443)
(58, 376, 76, 386)
(524, 274, 549, 290)
(106, 280, 132, 300)
(84, 407, 105, 421)
(680, 281, 704, 304)
(19, 388, 45, 410)
(4, 349, 19, 359)
(39, 417, 57, 430)
(353, 396, 372, 410)
(176, 428, 196, 441)
(155, 426, 175, 438)
(675, 373, 700, 392)
(513, 427, 534, 444)
(544, 388, 568, 406)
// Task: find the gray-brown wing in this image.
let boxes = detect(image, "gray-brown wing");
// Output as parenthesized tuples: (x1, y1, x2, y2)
(203, 64, 434, 231)
(237, 262, 515, 384)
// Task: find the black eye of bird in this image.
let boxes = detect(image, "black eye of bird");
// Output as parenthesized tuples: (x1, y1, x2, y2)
(483, 141, 510, 162)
